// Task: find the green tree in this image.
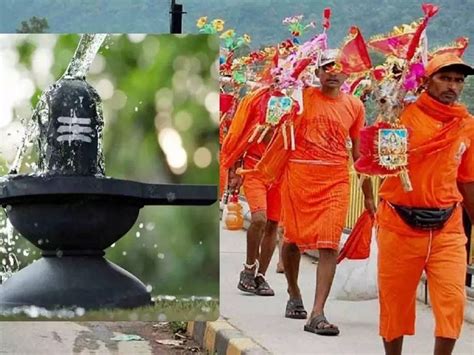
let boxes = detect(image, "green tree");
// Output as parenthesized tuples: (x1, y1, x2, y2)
(1, 34, 219, 301)
(16, 16, 49, 33)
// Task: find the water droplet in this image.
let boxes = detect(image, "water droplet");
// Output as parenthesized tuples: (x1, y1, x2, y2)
(135, 232, 141, 238)
(23, 249, 30, 256)
(56, 250, 64, 258)
(122, 251, 127, 256)
(25, 306, 39, 318)
(75, 307, 85, 316)
(146, 223, 155, 231)
(146, 284, 153, 292)
(16, 248, 21, 254)
(134, 107, 138, 112)
(139, 223, 144, 229)
(157, 253, 165, 259)
(153, 244, 158, 248)
(5, 205, 12, 212)
(166, 192, 176, 202)
(199, 241, 203, 245)
(38, 239, 43, 245)
(111, 243, 116, 248)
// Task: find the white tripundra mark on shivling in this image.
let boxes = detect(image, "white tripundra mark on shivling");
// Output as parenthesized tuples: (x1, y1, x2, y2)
(56, 111, 93, 143)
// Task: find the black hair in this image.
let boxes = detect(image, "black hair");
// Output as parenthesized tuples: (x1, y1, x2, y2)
(435, 64, 470, 77)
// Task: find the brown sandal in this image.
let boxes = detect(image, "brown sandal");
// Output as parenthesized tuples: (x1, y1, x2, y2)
(285, 299, 307, 319)
(304, 314, 340, 336)
(237, 269, 257, 293)
(254, 274, 275, 296)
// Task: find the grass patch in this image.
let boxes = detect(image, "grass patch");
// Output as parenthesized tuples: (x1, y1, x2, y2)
(0, 296, 219, 321)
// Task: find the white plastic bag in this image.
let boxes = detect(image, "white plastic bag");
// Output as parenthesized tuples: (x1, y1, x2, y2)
(330, 228, 378, 301)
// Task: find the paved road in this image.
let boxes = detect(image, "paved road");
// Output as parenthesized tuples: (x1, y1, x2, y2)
(220, 221, 474, 355)
(0, 322, 153, 354)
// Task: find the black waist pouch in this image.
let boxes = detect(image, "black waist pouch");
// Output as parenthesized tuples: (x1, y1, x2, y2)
(391, 204, 456, 230)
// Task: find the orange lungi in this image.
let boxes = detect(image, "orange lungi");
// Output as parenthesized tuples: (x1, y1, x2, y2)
(281, 162, 349, 250)
(278, 88, 364, 251)
(242, 155, 281, 222)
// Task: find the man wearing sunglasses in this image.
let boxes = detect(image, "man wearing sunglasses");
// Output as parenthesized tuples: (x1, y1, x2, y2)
(255, 49, 375, 335)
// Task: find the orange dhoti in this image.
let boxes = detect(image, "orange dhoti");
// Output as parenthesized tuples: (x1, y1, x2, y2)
(242, 157, 281, 222)
(281, 162, 349, 251)
(377, 204, 467, 342)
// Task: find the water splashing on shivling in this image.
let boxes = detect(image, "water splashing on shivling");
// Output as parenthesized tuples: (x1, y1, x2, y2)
(9, 34, 108, 175)
(62, 34, 108, 80)
(2, 34, 108, 282)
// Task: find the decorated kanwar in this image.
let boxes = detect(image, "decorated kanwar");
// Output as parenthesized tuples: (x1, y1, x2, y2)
(198, 2, 474, 352)
(337, 3, 474, 354)
(219, 14, 322, 296)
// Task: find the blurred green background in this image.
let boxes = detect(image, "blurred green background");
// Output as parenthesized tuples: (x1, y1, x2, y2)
(0, 34, 219, 298)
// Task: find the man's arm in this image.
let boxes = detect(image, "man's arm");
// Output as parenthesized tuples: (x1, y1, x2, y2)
(458, 182, 474, 222)
(352, 137, 376, 214)
(227, 158, 244, 194)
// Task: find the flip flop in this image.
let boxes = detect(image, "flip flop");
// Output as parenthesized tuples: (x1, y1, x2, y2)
(304, 314, 340, 336)
(285, 298, 307, 319)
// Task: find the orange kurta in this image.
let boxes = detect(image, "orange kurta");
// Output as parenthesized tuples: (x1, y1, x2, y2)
(220, 88, 270, 170)
(376, 92, 474, 341)
(258, 87, 365, 250)
(220, 87, 286, 220)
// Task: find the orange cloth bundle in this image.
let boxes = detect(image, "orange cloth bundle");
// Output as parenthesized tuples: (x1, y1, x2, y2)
(337, 211, 374, 264)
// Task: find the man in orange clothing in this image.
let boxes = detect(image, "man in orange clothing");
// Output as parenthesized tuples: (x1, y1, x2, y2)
(255, 49, 375, 334)
(221, 86, 295, 296)
(377, 53, 474, 355)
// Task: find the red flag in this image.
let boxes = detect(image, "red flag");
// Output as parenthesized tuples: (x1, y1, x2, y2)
(272, 47, 279, 67)
(429, 37, 469, 59)
(368, 32, 415, 58)
(337, 26, 372, 74)
(406, 3, 439, 60)
(291, 57, 312, 79)
(422, 2, 439, 17)
(323, 8, 331, 30)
